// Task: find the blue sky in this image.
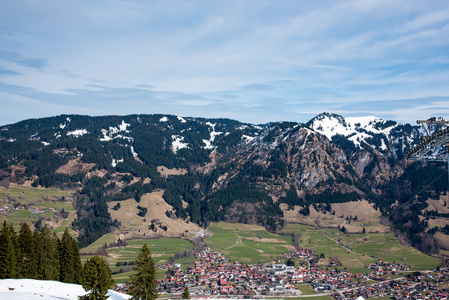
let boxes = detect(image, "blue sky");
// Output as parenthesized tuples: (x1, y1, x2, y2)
(0, 0, 448, 126)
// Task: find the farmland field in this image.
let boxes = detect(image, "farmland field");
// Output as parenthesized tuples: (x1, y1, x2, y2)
(204, 222, 440, 272)
(0, 184, 74, 205)
(99, 238, 194, 283)
(108, 238, 193, 264)
(80, 233, 118, 254)
(0, 184, 75, 231)
(282, 223, 440, 273)
(206, 222, 293, 264)
(297, 284, 318, 295)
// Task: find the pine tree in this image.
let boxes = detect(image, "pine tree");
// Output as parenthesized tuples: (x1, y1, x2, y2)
(181, 286, 190, 299)
(129, 243, 159, 300)
(58, 227, 82, 283)
(9, 222, 19, 256)
(0, 221, 18, 279)
(81, 255, 114, 300)
(18, 222, 35, 278)
(59, 227, 74, 283)
(71, 235, 83, 284)
(41, 225, 60, 280)
(32, 229, 45, 279)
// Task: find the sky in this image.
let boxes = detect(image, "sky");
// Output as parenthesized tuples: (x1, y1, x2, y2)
(0, 0, 448, 126)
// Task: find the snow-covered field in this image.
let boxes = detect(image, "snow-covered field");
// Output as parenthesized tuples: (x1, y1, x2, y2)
(0, 279, 131, 300)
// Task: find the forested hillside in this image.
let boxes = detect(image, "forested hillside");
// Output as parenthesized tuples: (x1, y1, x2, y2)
(0, 113, 447, 254)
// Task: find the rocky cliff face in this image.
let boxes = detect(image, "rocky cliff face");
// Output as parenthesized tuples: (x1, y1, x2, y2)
(203, 116, 417, 205)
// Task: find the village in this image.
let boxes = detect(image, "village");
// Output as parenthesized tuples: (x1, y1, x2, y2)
(0, 204, 47, 214)
(115, 247, 449, 299)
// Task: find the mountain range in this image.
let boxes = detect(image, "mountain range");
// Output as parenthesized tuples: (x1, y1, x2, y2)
(0, 112, 447, 254)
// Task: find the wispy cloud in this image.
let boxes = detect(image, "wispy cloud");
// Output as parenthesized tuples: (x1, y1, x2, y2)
(0, 68, 21, 77)
(0, 0, 448, 126)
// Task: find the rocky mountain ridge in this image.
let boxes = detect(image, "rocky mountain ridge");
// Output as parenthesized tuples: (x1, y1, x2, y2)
(0, 113, 447, 253)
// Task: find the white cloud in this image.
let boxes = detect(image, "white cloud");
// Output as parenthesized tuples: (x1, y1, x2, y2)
(0, 0, 448, 125)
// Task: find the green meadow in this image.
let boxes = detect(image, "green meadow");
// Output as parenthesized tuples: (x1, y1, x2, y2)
(206, 222, 294, 264)
(0, 184, 75, 231)
(0, 184, 74, 205)
(297, 283, 319, 295)
(80, 233, 118, 253)
(88, 238, 195, 283)
(108, 238, 194, 265)
(282, 223, 440, 273)
(204, 222, 440, 272)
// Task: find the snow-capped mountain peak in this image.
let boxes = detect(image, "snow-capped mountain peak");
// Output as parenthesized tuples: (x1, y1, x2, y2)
(308, 112, 399, 150)
(307, 112, 349, 139)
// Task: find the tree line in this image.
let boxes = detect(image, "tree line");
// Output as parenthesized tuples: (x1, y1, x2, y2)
(0, 221, 82, 283)
(0, 221, 160, 300)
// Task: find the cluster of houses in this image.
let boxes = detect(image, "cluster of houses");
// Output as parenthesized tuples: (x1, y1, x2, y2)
(156, 247, 417, 297)
(0, 204, 47, 213)
(116, 246, 449, 299)
(30, 206, 45, 213)
(157, 247, 303, 297)
(285, 247, 316, 260)
(306, 267, 357, 292)
(335, 272, 449, 300)
(0, 205, 11, 213)
(364, 260, 410, 280)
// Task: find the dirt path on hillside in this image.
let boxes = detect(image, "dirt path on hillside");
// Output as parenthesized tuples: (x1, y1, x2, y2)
(318, 227, 361, 255)
(224, 233, 242, 250)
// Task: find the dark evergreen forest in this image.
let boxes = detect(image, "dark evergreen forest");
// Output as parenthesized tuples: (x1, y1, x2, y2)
(0, 221, 82, 283)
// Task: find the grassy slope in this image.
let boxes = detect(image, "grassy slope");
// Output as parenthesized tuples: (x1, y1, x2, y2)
(282, 223, 440, 273)
(107, 238, 194, 283)
(108, 190, 202, 239)
(0, 184, 74, 205)
(205, 222, 439, 273)
(0, 184, 76, 233)
(206, 222, 293, 264)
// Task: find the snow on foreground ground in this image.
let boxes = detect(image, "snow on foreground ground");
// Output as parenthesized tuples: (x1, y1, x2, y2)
(0, 279, 131, 300)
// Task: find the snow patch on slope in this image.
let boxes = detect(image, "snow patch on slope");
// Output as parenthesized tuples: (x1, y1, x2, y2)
(202, 122, 223, 150)
(177, 116, 187, 123)
(130, 146, 138, 158)
(67, 129, 88, 137)
(300, 129, 313, 150)
(100, 120, 132, 142)
(112, 158, 124, 167)
(160, 116, 168, 122)
(242, 135, 255, 143)
(59, 117, 71, 130)
(172, 135, 189, 153)
(117, 120, 130, 132)
(347, 132, 372, 148)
